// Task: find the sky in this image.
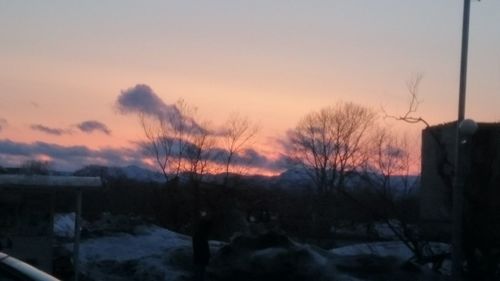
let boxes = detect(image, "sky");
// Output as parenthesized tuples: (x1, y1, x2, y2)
(0, 1, 499, 173)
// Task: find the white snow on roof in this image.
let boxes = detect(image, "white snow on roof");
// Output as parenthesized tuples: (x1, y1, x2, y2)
(0, 175, 101, 189)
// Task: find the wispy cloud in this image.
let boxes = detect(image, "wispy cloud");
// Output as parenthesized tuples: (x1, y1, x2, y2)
(30, 124, 70, 136)
(0, 138, 286, 173)
(77, 120, 111, 135)
(116, 84, 206, 133)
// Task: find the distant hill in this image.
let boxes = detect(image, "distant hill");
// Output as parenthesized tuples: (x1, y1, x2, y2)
(69, 164, 419, 193)
(73, 165, 165, 182)
(273, 166, 419, 192)
(273, 166, 312, 188)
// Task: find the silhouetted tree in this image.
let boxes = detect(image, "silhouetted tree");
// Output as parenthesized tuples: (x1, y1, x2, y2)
(140, 112, 175, 182)
(363, 128, 428, 261)
(287, 102, 377, 195)
(20, 160, 51, 175)
(285, 102, 376, 237)
(380, 75, 459, 270)
(220, 113, 258, 186)
(366, 127, 415, 196)
(140, 99, 203, 183)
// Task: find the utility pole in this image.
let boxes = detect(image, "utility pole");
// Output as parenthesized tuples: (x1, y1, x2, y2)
(451, 0, 471, 280)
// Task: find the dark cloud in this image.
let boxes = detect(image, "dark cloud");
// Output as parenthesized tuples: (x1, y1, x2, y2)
(137, 138, 284, 172)
(0, 139, 144, 171)
(0, 139, 32, 156)
(0, 118, 7, 132)
(0, 138, 285, 173)
(232, 148, 286, 171)
(77, 120, 111, 135)
(115, 84, 207, 134)
(186, 146, 285, 172)
(138, 138, 213, 161)
(116, 84, 179, 118)
(234, 148, 269, 166)
(30, 124, 69, 136)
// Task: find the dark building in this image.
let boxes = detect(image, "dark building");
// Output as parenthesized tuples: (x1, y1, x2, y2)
(420, 121, 500, 244)
(0, 175, 101, 273)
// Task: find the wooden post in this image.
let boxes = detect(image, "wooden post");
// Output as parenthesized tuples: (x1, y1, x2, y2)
(73, 189, 82, 281)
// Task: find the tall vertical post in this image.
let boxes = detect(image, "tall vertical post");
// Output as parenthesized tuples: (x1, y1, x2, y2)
(457, 0, 471, 122)
(452, 0, 471, 280)
(73, 189, 82, 281)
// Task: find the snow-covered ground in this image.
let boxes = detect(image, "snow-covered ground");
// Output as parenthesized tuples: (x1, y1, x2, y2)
(54, 214, 449, 281)
(332, 241, 451, 277)
(54, 212, 224, 281)
(333, 221, 413, 240)
(75, 225, 195, 281)
(78, 225, 190, 262)
(333, 241, 416, 258)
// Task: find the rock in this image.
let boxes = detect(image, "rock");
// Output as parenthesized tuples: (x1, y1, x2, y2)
(208, 231, 336, 281)
(336, 255, 400, 274)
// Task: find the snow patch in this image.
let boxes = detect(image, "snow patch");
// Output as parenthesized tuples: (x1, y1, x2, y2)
(54, 213, 75, 238)
(332, 241, 450, 261)
(69, 225, 195, 281)
(78, 225, 190, 263)
(333, 241, 414, 259)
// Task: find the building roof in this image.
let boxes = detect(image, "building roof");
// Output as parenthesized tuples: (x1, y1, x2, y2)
(423, 121, 500, 131)
(0, 174, 102, 191)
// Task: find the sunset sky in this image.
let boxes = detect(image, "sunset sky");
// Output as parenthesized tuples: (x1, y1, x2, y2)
(0, 1, 499, 172)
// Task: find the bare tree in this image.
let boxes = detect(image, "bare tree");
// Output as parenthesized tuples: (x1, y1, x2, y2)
(140, 112, 174, 182)
(362, 128, 431, 261)
(379, 75, 453, 269)
(183, 121, 217, 219)
(367, 128, 415, 196)
(140, 99, 205, 183)
(287, 102, 377, 195)
(20, 160, 51, 175)
(139, 99, 219, 225)
(285, 102, 377, 237)
(184, 123, 216, 183)
(383, 74, 430, 127)
(220, 113, 258, 186)
(170, 99, 198, 177)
